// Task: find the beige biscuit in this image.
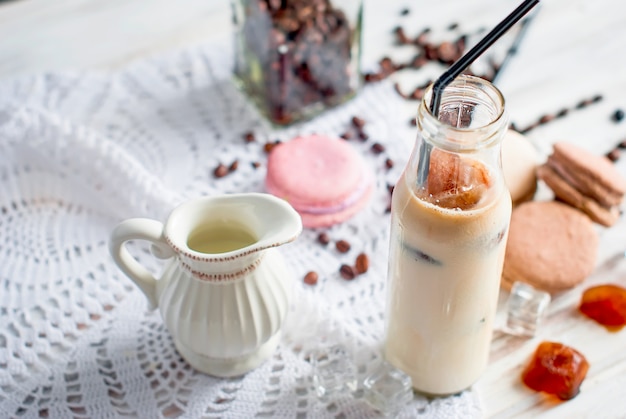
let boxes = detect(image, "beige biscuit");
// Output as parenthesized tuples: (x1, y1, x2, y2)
(502, 201, 599, 293)
(537, 164, 620, 227)
(502, 130, 538, 206)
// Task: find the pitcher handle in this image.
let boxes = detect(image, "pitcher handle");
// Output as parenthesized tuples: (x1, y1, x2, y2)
(109, 218, 174, 310)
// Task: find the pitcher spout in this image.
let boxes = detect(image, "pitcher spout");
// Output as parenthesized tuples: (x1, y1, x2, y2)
(247, 193, 303, 252)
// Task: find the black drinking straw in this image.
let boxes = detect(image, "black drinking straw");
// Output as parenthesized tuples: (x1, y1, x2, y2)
(417, 0, 540, 186)
(429, 0, 540, 117)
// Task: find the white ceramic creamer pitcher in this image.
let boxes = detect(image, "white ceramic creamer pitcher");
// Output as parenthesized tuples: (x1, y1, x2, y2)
(109, 193, 302, 377)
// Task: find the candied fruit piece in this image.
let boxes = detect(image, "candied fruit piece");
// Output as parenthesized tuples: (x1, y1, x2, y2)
(425, 148, 492, 210)
(521, 341, 589, 401)
(579, 284, 626, 331)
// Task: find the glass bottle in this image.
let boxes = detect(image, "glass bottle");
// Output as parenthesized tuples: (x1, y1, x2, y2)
(231, 0, 362, 125)
(384, 75, 512, 396)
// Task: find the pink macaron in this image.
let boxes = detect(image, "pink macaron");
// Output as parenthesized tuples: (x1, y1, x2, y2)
(265, 134, 373, 228)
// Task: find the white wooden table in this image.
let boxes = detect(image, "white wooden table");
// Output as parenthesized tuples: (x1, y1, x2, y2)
(2, 0, 626, 417)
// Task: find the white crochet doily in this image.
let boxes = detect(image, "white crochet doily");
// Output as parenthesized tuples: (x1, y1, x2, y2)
(0, 41, 483, 418)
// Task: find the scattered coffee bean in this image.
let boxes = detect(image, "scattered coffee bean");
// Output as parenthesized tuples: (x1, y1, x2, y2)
(304, 271, 319, 285)
(400, 8, 410, 16)
(264, 141, 281, 153)
(340, 131, 352, 140)
(556, 108, 569, 118)
(213, 163, 229, 178)
(371, 143, 385, 154)
(243, 131, 256, 143)
(336, 239, 351, 253)
(358, 131, 369, 141)
(379, 57, 395, 76)
(228, 160, 239, 172)
(538, 114, 555, 124)
(618, 140, 626, 149)
(352, 116, 366, 129)
(355, 253, 369, 274)
(385, 158, 394, 170)
(409, 118, 417, 126)
(448, 22, 459, 31)
(410, 87, 425, 101)
(592, 94, 603, 103)
(339, 264, 357, 280)
(606, 149, 621, 162)
(437, 41, 458, 65)
(612, 109, 624, 123)
(317, 232, 330, 245)
(393, 26, 411, 45)
(251, 161, 261, 169)
(414, 28, 431, 47)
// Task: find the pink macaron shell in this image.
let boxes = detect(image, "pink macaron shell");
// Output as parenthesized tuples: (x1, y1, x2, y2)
(299, 183, 374, 228)
(265, 134, 373, 227)
(265, 134, 365, 208)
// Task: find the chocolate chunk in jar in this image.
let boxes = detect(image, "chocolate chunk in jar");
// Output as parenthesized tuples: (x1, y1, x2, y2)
(234, 0, 362, 125)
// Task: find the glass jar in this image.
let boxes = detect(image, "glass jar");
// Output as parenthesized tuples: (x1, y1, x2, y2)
(231, 0, 362, 125)
(384, 75, 512, 396)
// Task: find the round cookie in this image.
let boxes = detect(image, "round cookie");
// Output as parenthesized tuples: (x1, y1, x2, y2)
(502, 200, 599, 293)
(265, 134, 373, 228)
(501, 129, 539, 206)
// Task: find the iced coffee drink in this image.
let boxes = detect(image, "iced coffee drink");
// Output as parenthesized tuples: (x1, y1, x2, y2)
(384, 75, 511, 396)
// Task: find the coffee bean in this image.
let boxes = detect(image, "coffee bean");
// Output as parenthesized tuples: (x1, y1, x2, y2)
(358, 131, 369, 141)
(355, 253, 369, 274)
(414, 28, 431, 47)
(400, 8, 410, 16)
(243, 131, 256, 143)
(264, 141, 281, 153)
(437, 41, 458, 64)
(317, 232, 330, 245)
(335, 239, 351, 253)
(448, 22, 459, 31)
(410, 87, 425, 101)
(379, 57, 396, 76)
(251, 161, 261, 169)
(340, 131, 352, 140)
(618, 140, 626, 149)
(339, 264, 356, 280)
(385, 158, 394, 170)
(213, 164, 228, 178)
(556, 108, 569, 118)
(538, 114, 555, 124)
(352, 116, 366, 129)
(228, 160, 239, 172)
(606, 149, 620, 162)
(393, 26, 410, 44)
(371, 143, 385, 154)
(409, 118, 417, 126)
(612, 109, 625, 122)
(592, 94, 603, 103)
(410, 54, 427, 69)
(304, 271, 319, 285)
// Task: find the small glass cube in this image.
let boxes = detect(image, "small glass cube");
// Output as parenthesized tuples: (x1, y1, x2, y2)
(310, 344, 357, 397)
(363, 361, 413, 416)
(504, 281, 551, 337)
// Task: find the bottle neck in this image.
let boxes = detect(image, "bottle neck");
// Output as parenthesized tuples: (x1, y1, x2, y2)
(418, 75, 508, 152)
(407, 75, 509, 210)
